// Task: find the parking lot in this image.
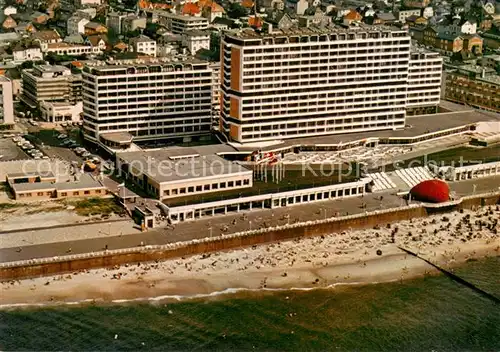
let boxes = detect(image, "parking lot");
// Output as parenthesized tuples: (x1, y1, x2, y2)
(0, 138, 30, 161)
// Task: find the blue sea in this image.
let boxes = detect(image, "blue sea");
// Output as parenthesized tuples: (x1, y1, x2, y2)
(1, 256, 499, 351)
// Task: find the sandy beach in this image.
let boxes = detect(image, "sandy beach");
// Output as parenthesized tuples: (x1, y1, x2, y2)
(1, 206, 499, 308)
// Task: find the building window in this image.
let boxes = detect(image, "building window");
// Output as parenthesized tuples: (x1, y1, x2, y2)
(220, 182, 226, 188)
(46, 192, 52, 196)
(164, 190, 170, 196)
(180, 188, 186, 194)
(203, 184, 210, 190)
(196, 186, 202, 192)
(243, 179, 250, 185)
(19, 193, 25, 197)
(61, 192, 67, 196)
(236, 180, 242, 186)
(73, 191, 79, 196)
(26, 193, 32, 197)
(228, 181, 234, 187)
(188, 186, 194, 193)
(96, 190, 101, 194)
(212, 183, 218, 189)
(37, 192, 44, 196)
(84, 190, 90, 195)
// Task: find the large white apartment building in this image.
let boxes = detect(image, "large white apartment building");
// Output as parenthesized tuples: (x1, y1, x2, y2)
(21, 65, 83, 108)
(407, 48, 442, 115)
(81, 59, 213, 144)
(220, 26, 415, 144)
(0, 76, 14, 125)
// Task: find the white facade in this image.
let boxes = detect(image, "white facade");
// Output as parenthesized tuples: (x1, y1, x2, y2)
(4, 6, 17, 16)
(182, 30, 210, 54)
(422, 7, 434, 19)
(130, 36, 157, 57)
(209, 61, 220, 126)
(45, 43, 101, 55)
(0, 77, 14, 124)
(221, 26, 413, 143)
(81, 60, 213, 142)
(77, 0, 102, 7)
(12, 47, 43, 62)
(40, 101, 83, 123)
(157, 12, 209, 34)
(67, 16, 90, 35)
(407, 49, 442, 110)
(396, 9, 421, 22)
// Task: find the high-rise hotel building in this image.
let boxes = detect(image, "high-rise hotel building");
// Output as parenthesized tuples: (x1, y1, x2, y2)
(407, 48, 442, 115)
(82, 59, 213, 144)
(220, 26, 441, 144)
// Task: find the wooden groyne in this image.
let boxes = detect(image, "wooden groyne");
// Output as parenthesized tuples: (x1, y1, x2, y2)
(398, 246, 500, 304)
(0, 192, 499, 281)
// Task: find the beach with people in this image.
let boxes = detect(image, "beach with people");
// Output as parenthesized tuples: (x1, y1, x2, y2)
(1, 205, 499, 308)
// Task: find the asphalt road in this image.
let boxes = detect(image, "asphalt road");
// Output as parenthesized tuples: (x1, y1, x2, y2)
(1, 176, 498, 264)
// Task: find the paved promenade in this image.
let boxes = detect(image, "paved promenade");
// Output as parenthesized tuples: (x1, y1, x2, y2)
(0, 176, 498, 264)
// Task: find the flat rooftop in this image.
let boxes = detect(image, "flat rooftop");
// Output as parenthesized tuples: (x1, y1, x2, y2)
(226, 23, 406, 40)
(235, 105, 500, 152)
(117, 148, 250, 184)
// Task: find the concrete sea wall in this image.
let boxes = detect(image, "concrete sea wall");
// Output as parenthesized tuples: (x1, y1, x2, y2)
(1, 192, 499, 281)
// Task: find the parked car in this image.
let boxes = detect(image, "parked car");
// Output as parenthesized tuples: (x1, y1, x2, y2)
(57, 134, 67, 139)
(81, 152, 91, 158)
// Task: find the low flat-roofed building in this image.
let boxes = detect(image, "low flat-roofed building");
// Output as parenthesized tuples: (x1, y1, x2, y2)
(116, 148, 253, 200)
(8, 172, 109, 201)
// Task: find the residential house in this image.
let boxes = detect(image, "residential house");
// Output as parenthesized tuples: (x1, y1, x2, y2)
(482, 0, 495, 15)
(12, 44, 42, 62)
(75, 8, 97, 20)
(76, 0, 102, 7)
(14, 22, 35, 35)
(406, 15, 428, 27)
(482, 27, 500, 50)
(181, 30, 209, 55)
(443, 18, 477, 35)
(479, 15, 493, 31)
(113, 41, 128, 52)
(29, 11, 49, 25)
(298, 8, 331, 27)
(437, 32, 463, 53)
(265, 11, 294, 29)
(84, 22, 107, 36)
(422, 7, 433, 19)
(343, 9, 362, 25)
(178, 2, 201, 16)
(129, 35, 156, 56)
(404, 0, 430, 8)
(409, 25, 425, 42)
(67, 16, 90, 35)
(371, 12, 396, 25)
(121, 15, 147, 33)
(270, 0, 285, 11)
(462, 34, 483, 55)
(106, 12, 127, 34)
(423, 26, 438, 47)
(198, 0, 225, 23)
(394, 9, 421, 22)
(3, 6, 17, 16)
(86, 34, 108, 52)
(2, 15, 17, 30)
(32, 30, 62, 51)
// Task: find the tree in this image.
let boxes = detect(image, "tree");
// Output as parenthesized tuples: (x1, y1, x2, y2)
(20, 61, 35, 70)
(227, 3, 248, 19)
